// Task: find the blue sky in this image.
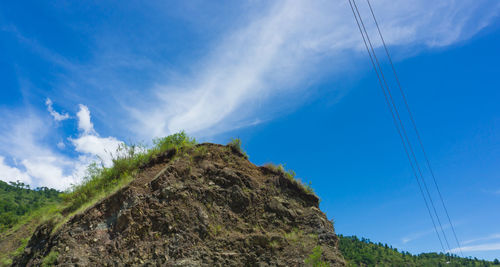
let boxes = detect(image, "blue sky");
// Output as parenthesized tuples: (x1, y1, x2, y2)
(1, 0, 499, 260)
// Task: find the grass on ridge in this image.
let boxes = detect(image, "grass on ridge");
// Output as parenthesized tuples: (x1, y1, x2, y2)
(1, 132, 197, 265)
(62, 131, 196, 213)
(263, 163, 315, 195)
(227, 138, 249, 159)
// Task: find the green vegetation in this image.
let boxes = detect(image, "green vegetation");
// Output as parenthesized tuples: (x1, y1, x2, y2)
(264, 163, 315, 195)
(1, 132, 197, 264)
(0, 236, 28, 266)
(305, 246, 329, 267)
(2, 134, 497, 266)
(0, 180, 61, 232)
(281, 229, 327, 266)
(42, 250, 59, 267)
(227, 138, 248, 159)
(13, 237, 29, 257)
(339, 235, 498, 266)
(284, 228, 303, 243)
(62, 131, 196, 213)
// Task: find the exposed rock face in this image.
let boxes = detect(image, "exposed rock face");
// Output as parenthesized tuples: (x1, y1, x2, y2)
(15, 144, 345, 266)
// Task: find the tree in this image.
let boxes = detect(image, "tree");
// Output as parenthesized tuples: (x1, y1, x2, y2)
(338, 235, 496, 266)
(0, 180, 61, 232)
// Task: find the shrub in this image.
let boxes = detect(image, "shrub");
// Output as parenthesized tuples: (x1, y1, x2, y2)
(305, 246, 329, 267)
(263, 163, 315, 195)
(152, 131, 196, 156)
(227, 138, 248, 159)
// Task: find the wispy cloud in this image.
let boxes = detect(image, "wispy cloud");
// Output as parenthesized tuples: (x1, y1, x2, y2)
(45, 98, 70, 121)
(401, 222, 463, 244)
(129, 0, 500, 138)
(1, 1, 499, 188)
(462, 233, 500, 245)
(402, 227, 443, 244)
(5, 1, 499, 139)
(450, 242, 500, 253)
(404, 229, 500, 253)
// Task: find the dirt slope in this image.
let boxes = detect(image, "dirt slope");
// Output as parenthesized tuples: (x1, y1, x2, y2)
(14, 144, 345, 266)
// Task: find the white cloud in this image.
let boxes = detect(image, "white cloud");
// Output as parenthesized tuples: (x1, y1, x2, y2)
(57, 141, 65, 149)
(8, 1, 498, 139)
(450, 242, 500, 253)
(0, 1, 497, 190)
(76, 104, 95, 134)
(129, 0, 500, 138)
(402, 227, 438, 244)
(0, 103, 123, 190)
(21, 156, 82, 190)
(0, 112, 81, 189)
(45, 98, 70, 121)
(462, 233, 500, 245)
(70, 135, 122, 167)
(70, 104, 124, 167)
(401, 223, 459, 244)
(0, 156, 32, 184)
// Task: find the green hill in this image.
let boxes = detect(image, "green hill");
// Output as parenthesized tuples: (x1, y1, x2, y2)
(338, 235, 499, 266)
(0, 180, 61, 232)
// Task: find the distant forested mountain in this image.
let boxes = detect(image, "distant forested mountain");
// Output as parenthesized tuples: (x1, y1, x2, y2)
(0, 180, 61, 232)
(339, 235, 499, 266)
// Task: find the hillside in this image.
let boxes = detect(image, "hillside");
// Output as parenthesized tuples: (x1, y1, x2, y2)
(2, 134, 345, 266)
(0, 181, 60, 232)
(338, 235, 499, 266)
(0, 133, 497, 266)
(0, 181, 62, 266)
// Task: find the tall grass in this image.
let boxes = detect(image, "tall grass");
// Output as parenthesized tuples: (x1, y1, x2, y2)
(62, 131, 196, 213)
(2, 132, 200, 263)
(264, 163, 315, 195)
(227, 138, 248, 159)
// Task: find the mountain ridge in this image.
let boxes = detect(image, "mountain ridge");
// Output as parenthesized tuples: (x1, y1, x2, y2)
(12, 142, 345, 266)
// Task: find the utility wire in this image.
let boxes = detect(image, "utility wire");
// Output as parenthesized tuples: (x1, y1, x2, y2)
(347, 0, 446, 253)
(348, 0, 462, 255)
(352, 0, 453, 253)
(365, 0, 463, 256)
(350, 0, 453, 253)
(352, 0, 455, 254)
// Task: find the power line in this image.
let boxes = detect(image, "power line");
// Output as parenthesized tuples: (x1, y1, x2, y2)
(349, 0, 454, 253)
(348, 0, 464, 255)
(365, 0, 463, 256)
(352, 0, 454, 254)
(347, 0, 447, 253)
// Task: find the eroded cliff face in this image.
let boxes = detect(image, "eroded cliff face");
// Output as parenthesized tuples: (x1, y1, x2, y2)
(15, 144, 345, 266)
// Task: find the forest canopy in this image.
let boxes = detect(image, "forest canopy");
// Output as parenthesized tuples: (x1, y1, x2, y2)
(0, 180, 61, 232)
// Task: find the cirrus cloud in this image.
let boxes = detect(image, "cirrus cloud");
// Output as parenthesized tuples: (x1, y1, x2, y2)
(129, 0, 500, 138)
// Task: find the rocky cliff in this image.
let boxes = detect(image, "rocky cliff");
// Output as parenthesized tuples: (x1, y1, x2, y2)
(15, 143, 345, 266)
